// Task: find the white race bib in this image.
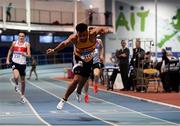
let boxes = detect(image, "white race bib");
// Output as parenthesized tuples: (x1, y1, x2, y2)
(80, 51, 94, 62)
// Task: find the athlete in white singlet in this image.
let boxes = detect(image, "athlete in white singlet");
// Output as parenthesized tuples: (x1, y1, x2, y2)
(6, 32, 31, 103)
(83, 38, 104, 103)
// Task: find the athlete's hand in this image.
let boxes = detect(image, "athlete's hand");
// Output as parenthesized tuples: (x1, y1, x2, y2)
(6, 60, 10, 65)
(100, 55, 104, 63)
(46, 48, 55, 54)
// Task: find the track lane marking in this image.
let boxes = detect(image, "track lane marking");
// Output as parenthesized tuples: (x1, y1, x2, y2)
(27, 79, 117, 126)
(9, 78, 52, 126)
(28, 79, 179, 126)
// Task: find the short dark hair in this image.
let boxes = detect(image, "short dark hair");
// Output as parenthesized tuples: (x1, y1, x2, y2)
(19, 31, 27, 36)
(76, 23, 88, 33)
(121, 40, 125, 43)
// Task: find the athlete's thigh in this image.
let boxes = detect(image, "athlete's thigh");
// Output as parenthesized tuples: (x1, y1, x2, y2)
(82, 60, 93, 77)
(92, 63, 102, 75)
(79, 77, 88, 87)
(12, 62, 20, 78)
(13, 69, 20, 78)
(73, 74, 82, 82)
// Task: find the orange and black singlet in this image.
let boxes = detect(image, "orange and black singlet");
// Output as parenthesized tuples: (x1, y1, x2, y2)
(74, 34, 96, 62)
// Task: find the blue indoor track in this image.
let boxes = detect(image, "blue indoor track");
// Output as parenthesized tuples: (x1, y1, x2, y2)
(0, 64, 179, 126)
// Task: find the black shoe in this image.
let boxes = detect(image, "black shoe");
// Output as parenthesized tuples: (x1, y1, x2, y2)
(120, 88, 128, 91)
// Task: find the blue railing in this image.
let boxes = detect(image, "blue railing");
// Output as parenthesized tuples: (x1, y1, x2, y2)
(0, 52, 73, 69)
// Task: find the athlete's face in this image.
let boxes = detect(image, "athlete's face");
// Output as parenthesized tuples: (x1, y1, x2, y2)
(18, 33, 25, 42)
(78, 31, 88, 42)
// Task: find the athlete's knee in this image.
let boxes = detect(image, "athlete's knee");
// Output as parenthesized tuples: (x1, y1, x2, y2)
(94, 71, 100, 78)
(13, 74, 19, 79)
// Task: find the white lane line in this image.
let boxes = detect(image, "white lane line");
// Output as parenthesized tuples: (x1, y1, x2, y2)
(9, 78, 52, 126)
(98, 88, 180, 110)
(26, 80, 117, 126)
(28, 79, 179, 126)
(51, 73, 180, 110)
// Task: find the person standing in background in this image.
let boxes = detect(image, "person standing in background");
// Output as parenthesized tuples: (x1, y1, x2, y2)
(116, 40, 130, 90)
(88, 9, 95, 25)
(104, 11, 111, 25)
(27, 57, 38, 80)
(6, 3, 12, 21)
(160, 49, 172, 93)
(130, 39, 145, 69)
(130, 39, 145, 91)
(108, 50, 119, 90)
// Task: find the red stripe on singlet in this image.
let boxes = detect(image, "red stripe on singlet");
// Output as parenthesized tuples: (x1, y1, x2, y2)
(13, 46, 27, 52)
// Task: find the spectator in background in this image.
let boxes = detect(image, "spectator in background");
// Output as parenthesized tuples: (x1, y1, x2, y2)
(27, 57, 38, 80)
(129, 39, 145, 91)
(88, 9, 95, 25)
(110, 50, 119, 65)
(6, 3, 12, 21)
(160, 49, 171, 92)
(116, 40, 130, 90)
(160, 49, 179, 92)
(108, 50, 119, 90)
(130, 39, 145, 69)
(143, 51, 153, 69)
(104, 11, 111, 25)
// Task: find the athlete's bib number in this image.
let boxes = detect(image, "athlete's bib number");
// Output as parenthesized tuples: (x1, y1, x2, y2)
(12, 52, 26, 64)
(14, 52, 21, 58)
(80, 51, 94, 62)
